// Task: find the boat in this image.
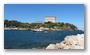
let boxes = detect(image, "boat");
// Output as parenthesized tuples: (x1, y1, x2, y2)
(32, 29, 44, 32)
(44, 31, 48, 33)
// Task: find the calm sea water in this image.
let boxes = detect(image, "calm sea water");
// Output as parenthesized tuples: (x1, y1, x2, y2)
(4, 30, 84, 49)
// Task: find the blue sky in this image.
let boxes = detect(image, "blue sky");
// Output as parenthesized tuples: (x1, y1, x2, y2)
(4, 4, 84, 30)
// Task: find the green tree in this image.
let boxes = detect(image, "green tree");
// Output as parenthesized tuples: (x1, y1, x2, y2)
(4, 19, 9, 27)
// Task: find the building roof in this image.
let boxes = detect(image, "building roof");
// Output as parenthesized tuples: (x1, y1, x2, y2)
(35, 21, 43, 23)
(45, 16, 56, 17)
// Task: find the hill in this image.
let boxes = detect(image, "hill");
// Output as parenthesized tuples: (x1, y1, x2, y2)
(4, 19, 79, 30)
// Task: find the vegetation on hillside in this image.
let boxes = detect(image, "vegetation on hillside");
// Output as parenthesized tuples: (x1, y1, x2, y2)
(4, 19, 78, 30)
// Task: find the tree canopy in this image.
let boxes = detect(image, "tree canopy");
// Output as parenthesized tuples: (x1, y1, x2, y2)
(4, 19, 78, 30)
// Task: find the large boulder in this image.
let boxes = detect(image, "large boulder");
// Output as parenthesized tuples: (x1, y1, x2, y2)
(46, 44, 57, 49)
(46, 34, 84, 49)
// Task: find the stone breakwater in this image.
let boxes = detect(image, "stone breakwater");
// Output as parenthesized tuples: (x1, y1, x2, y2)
(46, 34, 84, 49)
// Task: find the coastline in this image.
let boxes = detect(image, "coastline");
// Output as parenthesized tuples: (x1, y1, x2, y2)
(46, 34, 84, 49)
(4, 27, 80, 31)
(4, 27, 29, 30)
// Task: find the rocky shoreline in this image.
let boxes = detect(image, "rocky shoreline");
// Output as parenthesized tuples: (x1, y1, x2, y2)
(4, 27, 29, 30)
(46, 34, 84, 49)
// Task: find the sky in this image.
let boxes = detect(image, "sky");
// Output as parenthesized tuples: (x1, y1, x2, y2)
(4, 4, 84, 30)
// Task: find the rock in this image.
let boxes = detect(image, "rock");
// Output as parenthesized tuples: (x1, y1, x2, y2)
(55, 43, 62, 48)
(46, 44, 57, 49)
(78, 40, 84, 46)
(64, 36, 78, 46)
(71, 46, 84, 49)
(59, 41, 66, 48)
(63, 45, 71, 49)
(46, 34, 84, 49)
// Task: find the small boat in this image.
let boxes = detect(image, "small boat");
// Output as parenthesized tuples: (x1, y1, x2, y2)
(32, 29, 44, 32)
(36, 29, 43, 31)
(44, 31, 48, 33)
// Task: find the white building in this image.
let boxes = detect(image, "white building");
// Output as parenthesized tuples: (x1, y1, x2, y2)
(45, 16, 56, 22)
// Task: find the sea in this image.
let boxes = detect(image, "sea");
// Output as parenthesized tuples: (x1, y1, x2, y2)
(4, 30, 84, 49)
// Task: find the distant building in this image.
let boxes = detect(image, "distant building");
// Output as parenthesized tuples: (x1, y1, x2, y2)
(35, 21, 43, 23)
(45, 16, 56, 22)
